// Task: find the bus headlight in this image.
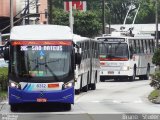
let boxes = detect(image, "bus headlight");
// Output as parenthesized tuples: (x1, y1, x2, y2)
(63, 82, 74, 89)
(9, 81, 21, 89)
(122, 66, 129, 71)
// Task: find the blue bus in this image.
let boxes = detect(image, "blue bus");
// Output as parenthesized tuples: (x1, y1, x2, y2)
(2, 25, 81, 111)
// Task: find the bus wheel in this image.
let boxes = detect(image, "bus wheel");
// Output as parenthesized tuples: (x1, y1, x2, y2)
(90, 73, 97, 90)
(65, 103, 71, 111)
(82, 84, 88, 92)
(10, 105, 18, 112)
(100, 76, 105, 82)
(129, 68, 136, 81)
(90, 83, 96, 90)
(144, 66, 150, 80)
(75, 89, 80, 95)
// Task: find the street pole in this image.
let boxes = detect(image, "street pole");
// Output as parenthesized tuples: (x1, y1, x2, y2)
(102, 0, 105, 34)
(10, 0, 14, 30)
(48, 0, 52, 24)
(69, 1, 73, 33)
(36, 0, 39, 13)
(155, 0, 159, 48)
(27, 0, 30, 24)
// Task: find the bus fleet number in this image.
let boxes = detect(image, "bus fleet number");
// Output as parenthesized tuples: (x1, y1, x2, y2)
(36, 84, 47, 89)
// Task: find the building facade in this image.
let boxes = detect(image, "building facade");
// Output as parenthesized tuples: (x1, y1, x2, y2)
(0, 0, 48, 33)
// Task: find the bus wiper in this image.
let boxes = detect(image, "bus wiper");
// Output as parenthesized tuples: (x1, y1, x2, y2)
(44, 57, 59, 82)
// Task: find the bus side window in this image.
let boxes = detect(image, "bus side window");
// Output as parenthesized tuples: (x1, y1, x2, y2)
(146, 40, 150, 54)
(144, 40, 147, 54)
(152, 39, 155, 52)
(141, 40, 144, 53)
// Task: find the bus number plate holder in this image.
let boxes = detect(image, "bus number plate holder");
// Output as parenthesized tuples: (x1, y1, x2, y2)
(37, 98, 47, 102)
(108, 71, 114, 74)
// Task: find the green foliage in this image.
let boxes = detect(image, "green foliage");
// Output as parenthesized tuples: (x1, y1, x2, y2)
(52, 9, 101, 37)
(0, 91, 7, 100)
(152, 49, 160, 66)
(52, 8, 69, 26)
(0, 67, 8, 91)
(73, 10, 102, 37)
(148, 89, 160, 102)
(150, 71, 160, 90)
(52, 0, 160, 24)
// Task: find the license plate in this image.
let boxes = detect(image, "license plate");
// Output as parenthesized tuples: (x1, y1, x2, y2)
(37, 98, 47, 102)
(48, 83, 59, 88)
(108, 71, 114, 74)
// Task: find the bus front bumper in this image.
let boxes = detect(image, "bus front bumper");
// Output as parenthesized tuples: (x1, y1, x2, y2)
(8, 87, 74, 104)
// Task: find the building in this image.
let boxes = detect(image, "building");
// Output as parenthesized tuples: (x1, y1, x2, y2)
(0, 0, 48, 33)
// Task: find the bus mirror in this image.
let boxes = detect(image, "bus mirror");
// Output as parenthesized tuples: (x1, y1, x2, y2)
(75, 53, 81, 65)
(4, 47, 9, 61)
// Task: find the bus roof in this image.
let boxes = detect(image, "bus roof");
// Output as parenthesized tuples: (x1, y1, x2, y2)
(73, 34, 89, 42)
(10, 25, 73, 41)
(96, 32, 154, 40)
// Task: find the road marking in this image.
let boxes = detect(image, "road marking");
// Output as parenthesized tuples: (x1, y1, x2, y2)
(90, 100, 101, 103)
(133, 100, 142, 103)
(112, 99, 143, 104)
(113, 100, 122, 103)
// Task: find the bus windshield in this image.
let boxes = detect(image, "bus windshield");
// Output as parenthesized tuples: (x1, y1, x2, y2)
(99, 43, 129, 61)
(10, 43, 74, 83)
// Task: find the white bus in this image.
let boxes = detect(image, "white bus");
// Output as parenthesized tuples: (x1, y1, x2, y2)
(74, 35, 100, 94)
(96, 32, 155, 81)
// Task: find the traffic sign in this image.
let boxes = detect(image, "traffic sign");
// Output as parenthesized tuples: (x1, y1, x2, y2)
(64, 1, 86, 11)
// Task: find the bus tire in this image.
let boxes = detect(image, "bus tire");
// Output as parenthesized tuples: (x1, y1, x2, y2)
(129, 67, 136, 81)
(90, 72, 97, 90)
(10, 105, 18, 112)
(100, 76, 105, 82)
(65, 103, 71, 111)
(144, 66, 150, 80)
(90, 83, 96, 90)
(82, 84, 88, 92)
(75, 89, 80, 95)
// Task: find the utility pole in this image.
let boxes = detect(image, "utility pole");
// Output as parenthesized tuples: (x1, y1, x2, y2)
(155, 0, 159, 48)
(69, 1, 73, 33)
(10, 0, 14, 30)
(102, 0, 105, 34)
(36, 0, 39, 13)
(48, 0, 52, 24)
(27, 0, 30, 24)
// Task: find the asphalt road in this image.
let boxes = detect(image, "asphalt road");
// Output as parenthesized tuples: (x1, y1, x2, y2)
(0, 79, 160, 120)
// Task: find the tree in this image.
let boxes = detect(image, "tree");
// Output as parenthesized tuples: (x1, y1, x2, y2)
(73, 10, 101, 37)
(152, 48, 160, 66)
(52, 9, 101, 37)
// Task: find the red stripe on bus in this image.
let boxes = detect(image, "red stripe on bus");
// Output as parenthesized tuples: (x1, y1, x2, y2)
(11, 41, 72, 46)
